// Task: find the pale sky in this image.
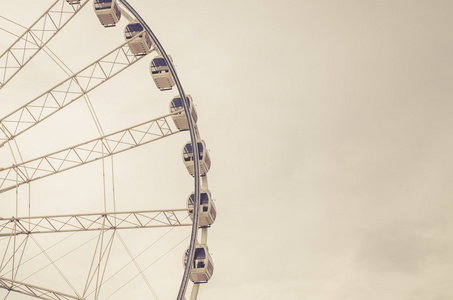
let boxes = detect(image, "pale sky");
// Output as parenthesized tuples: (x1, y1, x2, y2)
(1, 1, 453, 299)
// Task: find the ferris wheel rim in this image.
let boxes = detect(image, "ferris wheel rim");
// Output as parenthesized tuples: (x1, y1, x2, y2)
(0, 1, 212, 299)
(116, 2, 205, 298)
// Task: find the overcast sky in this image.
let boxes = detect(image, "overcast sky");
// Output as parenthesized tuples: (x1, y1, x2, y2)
(1, 1, 453, 299)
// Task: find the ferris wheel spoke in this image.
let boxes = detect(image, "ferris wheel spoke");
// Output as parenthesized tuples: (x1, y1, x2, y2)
(0, 0, 90, 90)
(0, 209, 191, 237)
(0, 113, 179, 194)
(115, 231, 159, 299)
(0, 233, 29, 278)
(0, 34, 152, 148)
(0, 277, 82, 300)
(82, 228, 116, 299)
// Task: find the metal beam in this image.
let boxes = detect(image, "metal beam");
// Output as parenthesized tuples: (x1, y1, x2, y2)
(0, 113, 179, 194)
(0, 0, 90, 89)
(0, 209, 191, 236)
(0, 33, 151, 148)
(0, 277, 83, 300)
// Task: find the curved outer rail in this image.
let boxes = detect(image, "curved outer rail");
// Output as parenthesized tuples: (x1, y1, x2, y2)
(118, 1, 203, 299)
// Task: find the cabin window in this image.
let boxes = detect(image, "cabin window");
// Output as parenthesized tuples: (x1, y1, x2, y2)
(197, 142, 204, 160)
(188, 194, 195, 205)
(94, 0, 112, 10)
(189, 193, 211, 210)
(210, 207, 216, 220)
(204, 153, 211, 169)
(183, 142, 204, 161)
(207, 261, 214, 275)
(114, 4, 120, 19)
(200, 193, 209, 204)
(201, 193, 210, 210)
(152, 58, 167, 67)
(145, 34, 152, 48)
(171, 98, 183, 112)
(171, 97, 192, 114)
(194, 248, 206, 260)
(183, 144, 193, 161)
(191, 109, 198, 123)
(125, 23, 144, 39)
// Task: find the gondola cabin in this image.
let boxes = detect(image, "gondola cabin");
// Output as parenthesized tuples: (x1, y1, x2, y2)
(183, 244, 214, 283)
(93, 0, 121, 27)
(124, 21, 153, 56)
(187, 189, 216, 227)
(182, 140, 211, 176)
(150, 55, 175, 91)
(170, 95, 198, 130)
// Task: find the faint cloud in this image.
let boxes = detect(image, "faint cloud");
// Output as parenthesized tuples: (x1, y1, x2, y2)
(354, 222, 448, 274)
(404, 290, 453, 300)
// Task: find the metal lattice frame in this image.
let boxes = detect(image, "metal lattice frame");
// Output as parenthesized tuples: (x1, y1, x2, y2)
(0, 113, 179, 194)
(0, 0, 90, 89)
(0, 277, 82, 300)
(0, 33, 151, 147)
(0, 209, 191, 237)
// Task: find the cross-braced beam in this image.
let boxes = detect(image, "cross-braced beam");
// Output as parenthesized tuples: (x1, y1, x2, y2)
(0, 113, 179, 193)
(0, 0, 90, 89)
(0, 209, 191, 236)
(0, 277, 83, 300)
(0, 34, 151, 148)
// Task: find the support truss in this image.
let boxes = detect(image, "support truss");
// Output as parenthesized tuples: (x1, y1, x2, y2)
(0, 277, 82, 300)
(0, 34, 151, 147)
(0, 209, 191, 236)
(0, 113, 179, 193)
(0, 0, 90, 89)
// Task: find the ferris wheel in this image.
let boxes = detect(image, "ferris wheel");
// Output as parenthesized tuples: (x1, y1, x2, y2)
(0, 1, 215, 299)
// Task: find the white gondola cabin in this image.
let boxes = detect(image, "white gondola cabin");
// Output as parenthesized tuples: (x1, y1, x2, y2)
(93, 0, 121, 27)
(187, 189, 216, 227)
(183, 244, 214, 283)
(150, 55, 175, 91)
(182, 140, 211, 176)
(170, 95, 198, 131)
(124, 21, 153, 56)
